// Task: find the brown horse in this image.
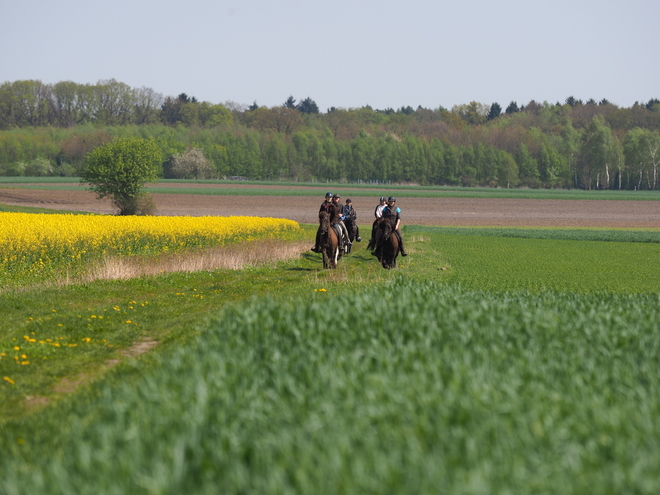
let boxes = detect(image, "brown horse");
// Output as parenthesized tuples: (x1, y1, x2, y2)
(343, 216, 359, 254)
(319, 211, 341, 269)
(374, 217, 400, 269)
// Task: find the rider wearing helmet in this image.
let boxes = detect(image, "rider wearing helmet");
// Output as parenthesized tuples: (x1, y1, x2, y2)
(369, 196, 388, 245)
(375, 196, 387, 219)
(331, 193, 352, 253)
(377, 196, 407, 256)
(342, 198, 361, 243)
(311, 192, 334, 253)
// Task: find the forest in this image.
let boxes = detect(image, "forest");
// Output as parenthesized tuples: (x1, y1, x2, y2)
(0, 79, 659, 190)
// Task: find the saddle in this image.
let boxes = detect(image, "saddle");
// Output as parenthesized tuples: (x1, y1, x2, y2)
(332, 224, 344, 244)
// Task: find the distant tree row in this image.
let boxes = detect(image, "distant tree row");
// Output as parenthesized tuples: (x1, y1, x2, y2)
(0, 80, 232, 128)
(1, 120, 658, 190)
(1, 79, 659, 133)
(0, 79, 659, 190)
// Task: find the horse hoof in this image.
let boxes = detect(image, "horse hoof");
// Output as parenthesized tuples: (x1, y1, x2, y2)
(357, 237, 362, 242)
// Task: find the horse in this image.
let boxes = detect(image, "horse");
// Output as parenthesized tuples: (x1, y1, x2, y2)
(343, 216, 359, 254)
(367, 218, 380, 252)
(318, 211, 341, 269)
(374, 217, 400, 269)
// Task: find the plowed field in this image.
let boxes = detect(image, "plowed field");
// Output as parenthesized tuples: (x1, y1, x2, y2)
(1, 185, 660, 228)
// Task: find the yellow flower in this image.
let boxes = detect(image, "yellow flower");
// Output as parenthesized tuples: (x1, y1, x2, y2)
(3, 376, 15, 385)
(13, 346, 20, 351)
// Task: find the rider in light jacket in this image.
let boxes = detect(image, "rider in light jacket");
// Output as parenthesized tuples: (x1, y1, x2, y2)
(369, 196, 387, 245)
(378, 196, 407, 256)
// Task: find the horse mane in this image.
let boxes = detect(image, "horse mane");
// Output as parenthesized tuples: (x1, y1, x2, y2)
(319, 210, 329, 232)
(380, 217, 394, 241)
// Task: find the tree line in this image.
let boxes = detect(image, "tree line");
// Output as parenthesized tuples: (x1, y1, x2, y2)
(0, 79, 659, 190)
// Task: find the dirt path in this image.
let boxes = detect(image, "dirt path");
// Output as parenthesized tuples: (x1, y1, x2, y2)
(1, 187, 660, 228)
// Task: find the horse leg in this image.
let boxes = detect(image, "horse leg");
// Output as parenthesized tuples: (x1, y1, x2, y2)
(391, 237, 399, 268)
(331, 245, 339, 269)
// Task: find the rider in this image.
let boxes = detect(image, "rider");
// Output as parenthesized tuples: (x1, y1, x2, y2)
(331, 193, 352, 253)
(342, 198, 362, 242)
(369, 196, 387, 245)
(311, 192, 334, 253)
(377, 196, 408, 257)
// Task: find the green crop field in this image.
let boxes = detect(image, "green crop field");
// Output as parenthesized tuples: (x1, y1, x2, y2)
(3, 177, 660, 200)
(2, 210, 660, 494)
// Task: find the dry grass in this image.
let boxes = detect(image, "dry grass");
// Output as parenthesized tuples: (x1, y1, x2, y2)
(2, 239, 310, 294)
(86, 239, 310, 282)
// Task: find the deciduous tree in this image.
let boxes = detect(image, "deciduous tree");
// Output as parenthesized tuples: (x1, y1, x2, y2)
(81, 138, 162, 215)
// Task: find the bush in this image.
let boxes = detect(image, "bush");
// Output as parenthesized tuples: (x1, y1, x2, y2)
(81, 137, 163, 215)
(24, 157, 51, 176)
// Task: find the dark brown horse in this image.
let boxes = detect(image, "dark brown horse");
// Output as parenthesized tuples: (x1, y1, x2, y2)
(374, 217, 400, 269)
(319, 211, 341, 269)
(343, 216, 359, 254)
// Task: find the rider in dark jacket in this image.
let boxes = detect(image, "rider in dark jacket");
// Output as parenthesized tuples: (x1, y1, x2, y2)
(376, 196, 407, 256)
(342, 198, 361, 243)
(331, 194, 351, 253)
(311, 192, 334, 253)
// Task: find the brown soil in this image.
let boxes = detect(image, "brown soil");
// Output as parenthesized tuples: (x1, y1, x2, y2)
(2, 186, 660, 228)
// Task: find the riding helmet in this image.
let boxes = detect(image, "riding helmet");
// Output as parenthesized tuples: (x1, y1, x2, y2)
(388, 196, 396, 202)
(379, 196, 386, 202)
(325, 192, 333, 198)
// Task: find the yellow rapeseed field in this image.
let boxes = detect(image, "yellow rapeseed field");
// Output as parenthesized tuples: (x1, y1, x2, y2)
(0, 212, 299, 284)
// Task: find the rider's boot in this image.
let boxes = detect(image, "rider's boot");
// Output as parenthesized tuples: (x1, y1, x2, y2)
(396, 231, 408, 256)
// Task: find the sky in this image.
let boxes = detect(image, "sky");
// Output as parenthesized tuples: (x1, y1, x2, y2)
(1, 0, 658, 112)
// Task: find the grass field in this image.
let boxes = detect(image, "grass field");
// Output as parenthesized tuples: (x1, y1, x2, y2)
(2, 176, 660, 200)
(2, 205, 660, 494)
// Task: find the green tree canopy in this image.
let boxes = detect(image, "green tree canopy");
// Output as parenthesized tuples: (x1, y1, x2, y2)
(81, 137, 163, 215)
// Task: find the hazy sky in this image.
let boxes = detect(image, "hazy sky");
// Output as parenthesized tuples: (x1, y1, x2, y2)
(1, 0, 658, 112)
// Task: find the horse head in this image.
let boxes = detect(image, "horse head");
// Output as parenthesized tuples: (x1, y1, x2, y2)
(319, 210, 330, 233)
(380, 217, 394, 241)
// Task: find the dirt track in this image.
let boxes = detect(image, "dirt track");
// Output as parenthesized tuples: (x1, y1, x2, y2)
(1, 187, 660, 228)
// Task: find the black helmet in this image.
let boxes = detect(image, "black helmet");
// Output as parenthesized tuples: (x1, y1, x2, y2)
(345, 198, 352, 203)
(379, 196, 387, 202)
(388, 196, 396, 202)
(325, 192, 333, 198)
